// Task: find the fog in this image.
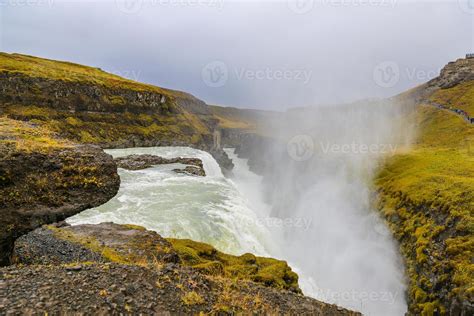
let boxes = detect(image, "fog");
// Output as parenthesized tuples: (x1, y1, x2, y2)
(1, 0, 472, 110)
(245, 100, 416, 315)
(1, 1, 470, 314)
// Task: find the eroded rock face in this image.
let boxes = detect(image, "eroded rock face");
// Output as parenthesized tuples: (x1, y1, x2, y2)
(6, 223, 361, 315)
(0, 72, 173, 114)
(0, 262, 360, 315)
(427, 58, 474, 89)
(0, 70, 233, 174)
(114, 154, 206, 176)
(0, 144, 120, 265)
(13, 223, 180, 266)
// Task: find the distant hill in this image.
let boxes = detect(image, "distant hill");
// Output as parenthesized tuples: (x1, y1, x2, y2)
(376, 57, 474, 315)
(0, 53, 217, 150)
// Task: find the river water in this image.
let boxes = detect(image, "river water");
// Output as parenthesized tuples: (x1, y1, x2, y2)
(68, 146, 406, 315)
(68, 147, 275, 257)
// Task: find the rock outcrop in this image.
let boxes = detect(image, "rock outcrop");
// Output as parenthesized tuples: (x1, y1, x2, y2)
(3, 223, 361, 315)
(114, 154, 205, 176)
(0, 52, 233, 174)
(427, 57, 474, 89)
(0, 118, 120, 265)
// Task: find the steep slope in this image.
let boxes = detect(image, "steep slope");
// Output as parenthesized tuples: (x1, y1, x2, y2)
(375, 57, 474, 315)
(0, 53, 233, 169)
(1, 223, 360, 315)
(0, 117, 120, 265)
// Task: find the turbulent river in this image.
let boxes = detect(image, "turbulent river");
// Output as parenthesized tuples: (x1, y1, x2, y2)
(68, 146, 406, 316)
(68, 147, 275, 257)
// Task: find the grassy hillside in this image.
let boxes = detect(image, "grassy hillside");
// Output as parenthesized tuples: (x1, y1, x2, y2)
(430, 81, 474, 114)
(0, 53, 191, 100)
(375, 82, 474, 314)
(0, 53, 215, 149)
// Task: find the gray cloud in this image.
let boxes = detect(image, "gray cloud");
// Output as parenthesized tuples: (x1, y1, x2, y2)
(0, 0, 472, 110)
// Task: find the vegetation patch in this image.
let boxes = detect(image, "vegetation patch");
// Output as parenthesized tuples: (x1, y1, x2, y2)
(375, 84, 474, 314)
(0, 52, 191, 100)
(168, 238, 301, 293)
(0, 116, 71, 152)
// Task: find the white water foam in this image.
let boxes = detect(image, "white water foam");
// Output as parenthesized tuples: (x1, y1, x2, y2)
(68, 145, 406, 316)
(67, 146, 273, 257)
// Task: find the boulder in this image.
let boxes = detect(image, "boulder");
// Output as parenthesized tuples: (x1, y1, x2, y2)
(0, 128, 120, 265)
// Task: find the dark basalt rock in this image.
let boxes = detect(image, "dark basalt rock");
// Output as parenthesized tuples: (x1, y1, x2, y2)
(12, 223, 181, 266)
(114, 154, 206, 176)
(173, 166, 206, 177)
(5, 223, 361, 315)
(0, 144, 120, 265)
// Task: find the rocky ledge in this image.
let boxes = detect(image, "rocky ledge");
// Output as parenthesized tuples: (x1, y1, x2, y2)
(2, 223, 360, 315)
(114, 154, 206, 176)
(0, 117, 120, 265)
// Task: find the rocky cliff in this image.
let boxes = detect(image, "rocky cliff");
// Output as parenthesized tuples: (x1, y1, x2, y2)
(226, 57, 474, 315)
(0, 52, 361, 314)
(0, 222, 360, 315)
(0, 117, 120, 265)
(375, 58, 474, 315)
(0, 53, 233, 172)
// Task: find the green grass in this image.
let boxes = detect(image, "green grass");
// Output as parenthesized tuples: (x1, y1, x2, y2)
(1, 53, 215, 147)
(0, 116, 71, 152)
(3, 104, 211, 147)
(0, 52, 191, 100)
(375, 84, 474, 314)
(430, 81, 474, 114)
(167, 238, 300, 293)
(44, 224, 301, 293)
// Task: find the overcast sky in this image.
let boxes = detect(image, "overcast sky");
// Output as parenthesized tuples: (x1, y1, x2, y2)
(1, 0, 472, 110)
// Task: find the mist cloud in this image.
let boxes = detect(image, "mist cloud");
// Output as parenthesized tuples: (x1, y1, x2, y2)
(1, 0, 472, 110)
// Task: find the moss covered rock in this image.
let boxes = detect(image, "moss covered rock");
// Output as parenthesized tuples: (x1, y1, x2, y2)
(14, 223, 300, 294)
(0, 118, 120, 265)
(375, 58, 474, 315)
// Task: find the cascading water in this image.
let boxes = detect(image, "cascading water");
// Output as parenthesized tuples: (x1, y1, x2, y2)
(68, 146, 275, 257)
(69, 118, 410, 316)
